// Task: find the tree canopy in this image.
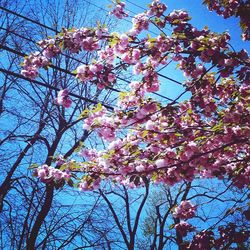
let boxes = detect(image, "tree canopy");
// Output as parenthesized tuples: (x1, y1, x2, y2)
(19, 0, 250, 248)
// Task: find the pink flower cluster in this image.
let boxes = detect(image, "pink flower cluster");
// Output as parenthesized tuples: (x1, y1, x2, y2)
(21, 39, 60, 79)
(21, 52, 49, 79)
(38, 39, 61, 58)
(189, 230, 214, 250)
(59, 27, 101, 53)
(98, 45, 115, 64)
(174, 221, 194, 237)
(83, 105, 117, 141)
(189, 224, 249, 249)
(78, 177, 101, 191)
(130, 13, 149, 35)
(76, 63, 116, 88)
(21, 27, 104, 79)
(21, 39, 61, 79)
(73, 31, 99, 51)
(204, 0, 250, 41)
(215, 223, 249, 248)
(147, 0, 167, 17)
(117, 82, 145, 109)
(167, 10, 189, 24)
(55, 89, 72, 108)
(34, 164, 71, 183)
(121, 48, 141, 64)
(109, 1, 128, 19)
(173, 201, 196, 220)
(206, 0, 240, 18)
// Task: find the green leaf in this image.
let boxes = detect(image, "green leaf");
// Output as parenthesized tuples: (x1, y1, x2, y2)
(93, 103, 102, 113)
(172, 19, 180, 25)
(67, 161, 82, 170)
(194, 136, 207, 141)
(142, 130, 148, 138)
(102, 150, 115, 159)
(197, 47, 205, 51)
(74, 141, 84, 153)
(96, 20, 101, 28)
(177, 33, 186, 39)
(175, 132, 182, 137)
(29, 163, 39, 169)
(211, 122, 223, 132)
(59, 41, 64, 49)
(109, 32, 120, 47)
(78, 109, 89, 119)
(119, 92, 128, 99)
(132, 150, 141, 156)
(59, 164, 68, 171)
(151, 173, 157, 182)
(73, 183, 79, 188)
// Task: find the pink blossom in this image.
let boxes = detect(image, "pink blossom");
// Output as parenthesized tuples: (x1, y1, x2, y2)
(147, 0, 167, 17)
(155, 159, 166, 168)
(131, 13, 149, 35)
(174, 221, 194, 237)
(173, 200, 196, 220)
(110, 2, 128, 19)
(55, 89, 72, 108)
(34, 165, 70, 183)
(135, 164, 145, 172)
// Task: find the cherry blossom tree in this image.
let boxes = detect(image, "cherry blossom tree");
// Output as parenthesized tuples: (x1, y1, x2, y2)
(202, 0, 250, 41)
(21, 0, 249, 249)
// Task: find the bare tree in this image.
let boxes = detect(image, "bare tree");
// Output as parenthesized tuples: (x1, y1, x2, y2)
(95, 181, 150, 250)
(0, 0, 119, 248)
(137, 180, 249, 250)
